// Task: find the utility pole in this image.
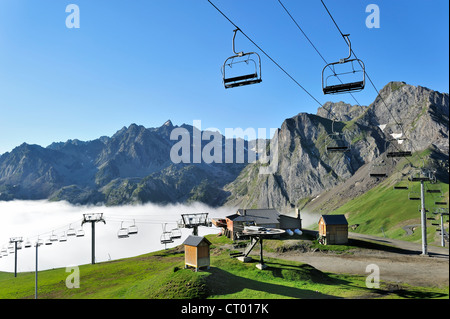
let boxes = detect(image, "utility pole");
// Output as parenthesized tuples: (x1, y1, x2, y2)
(9, 237, 23, 277)
(81, 213, 106, 265)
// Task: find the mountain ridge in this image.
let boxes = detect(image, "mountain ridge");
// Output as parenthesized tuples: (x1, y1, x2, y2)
(0, 81, 448, 211)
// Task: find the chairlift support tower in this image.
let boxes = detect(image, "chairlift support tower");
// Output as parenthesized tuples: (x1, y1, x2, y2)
(433, 208, 449, 247)
(81, 213, 106, 265)
(408, 173, 432, 256)
(9, 237, 23, 277)
(178, 213, 212, 236)
(34, 239, 43, 299)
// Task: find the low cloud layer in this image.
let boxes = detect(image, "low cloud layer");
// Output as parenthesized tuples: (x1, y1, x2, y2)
(0, 200, 321, 273)
(0, 200, 230, 272)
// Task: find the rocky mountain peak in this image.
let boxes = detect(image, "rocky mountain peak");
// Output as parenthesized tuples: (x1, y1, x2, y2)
(162, 120, 173, 127)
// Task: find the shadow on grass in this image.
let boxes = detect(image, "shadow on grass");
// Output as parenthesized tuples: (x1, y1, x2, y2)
(365, 283, 449, 299)
(203, 258, 350, 299)
(348, 238, 420, 255)
(348, 238, 449, 258)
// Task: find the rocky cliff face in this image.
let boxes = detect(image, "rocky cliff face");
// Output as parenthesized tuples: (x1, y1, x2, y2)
(223, 112, 386, 211)
(224, 82, 449, 212)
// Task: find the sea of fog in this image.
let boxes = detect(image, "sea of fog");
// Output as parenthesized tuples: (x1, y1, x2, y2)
(0, 200, 320, 273)
(0, 200, 233, 273)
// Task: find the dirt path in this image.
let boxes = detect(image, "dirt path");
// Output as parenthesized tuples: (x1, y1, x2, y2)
(266, 232, 449, 288)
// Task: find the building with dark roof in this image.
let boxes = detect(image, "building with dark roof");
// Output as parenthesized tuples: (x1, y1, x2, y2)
(183, 235, 211, 271)
(318, 215, 348, 245)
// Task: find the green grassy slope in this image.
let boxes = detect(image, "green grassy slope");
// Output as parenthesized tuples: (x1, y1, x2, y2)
(0, 235, 447, 299)
(321, 149, 450, 245)
(331, 178, 448, 244)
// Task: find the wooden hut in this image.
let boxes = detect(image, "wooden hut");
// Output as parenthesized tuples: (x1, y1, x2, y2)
(183, 235, 211, 271)
(318, 215, 348, 245)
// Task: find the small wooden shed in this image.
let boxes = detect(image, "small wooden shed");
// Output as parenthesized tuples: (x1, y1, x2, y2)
(318, 215, 348, 245)
(183, 235, 211, 271)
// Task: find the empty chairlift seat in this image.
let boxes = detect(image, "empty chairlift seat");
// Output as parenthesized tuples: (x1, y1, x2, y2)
(128, 220, 138, 235)
(222, 29, 262, 89)
(76, 228, 85, 238)
(322, 35, 365, 95)
(170, 228, 182, 240)
(117, 222, 129, 239)
(67, 225, 77, 237)
(160, 232, 174, 244)
(369, 162, 388, 178)
(325, 120, 350, 153)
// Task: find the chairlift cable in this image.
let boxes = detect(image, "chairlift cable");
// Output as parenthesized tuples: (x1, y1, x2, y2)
(277, 0, 364, 108)
(207, 0, 323, 107)
(319, 0, 437, 180)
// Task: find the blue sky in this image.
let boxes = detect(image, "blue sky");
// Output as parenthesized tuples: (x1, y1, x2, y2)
(0, 0, 448, 155)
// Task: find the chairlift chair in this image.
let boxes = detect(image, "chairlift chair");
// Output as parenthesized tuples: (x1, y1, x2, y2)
(222, 29, 262, 89)
(325, 120, 350, 153)
(59, 232, 67, 242)
(426, 182, 442, 194)
(24, 239, 32, 248)
(160, 232, 174, 244)
(385, 138, 412, 158)
(170, 228, 182, 240)
(128, 220, 138, 235)
(369, 162, 388, 178)
(117, 222, 129, 239)
(67, 224, 77, 237)
(408, 191, 421, 201)
(7, 243, 14, 252)
(393, 180, 409, 190)
(45, 238, 53, 246)
(322, 34, 365, 95)
(76, 228, 85, 238)
(408, 162, 432, 182)
(160, 223, 174, 244)
(50, 232, 59, 242)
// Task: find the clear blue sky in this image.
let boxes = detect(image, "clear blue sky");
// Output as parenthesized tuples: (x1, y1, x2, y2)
(0, 0, 448, 155)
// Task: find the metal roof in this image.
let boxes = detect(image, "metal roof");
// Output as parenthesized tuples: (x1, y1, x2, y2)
(226, 209, 280, 225)
(182, 235, 211, 247)
(320, 215, 348, 225)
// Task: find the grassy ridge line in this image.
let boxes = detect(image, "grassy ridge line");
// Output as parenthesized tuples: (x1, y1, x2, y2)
(0, 235, 447, 299)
